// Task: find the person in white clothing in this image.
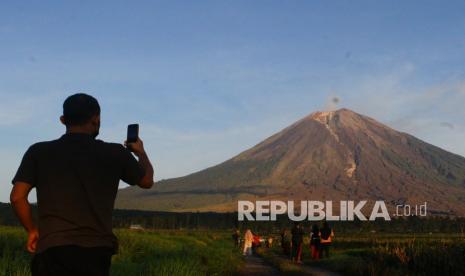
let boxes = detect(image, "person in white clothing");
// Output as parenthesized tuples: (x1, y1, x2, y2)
(243, 229, 254, 256)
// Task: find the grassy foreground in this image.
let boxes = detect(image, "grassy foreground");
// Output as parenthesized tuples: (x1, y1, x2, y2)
(258, 233, 465, 276)
(0, 226, 242, 276)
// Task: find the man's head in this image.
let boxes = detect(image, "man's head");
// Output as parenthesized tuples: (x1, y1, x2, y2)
(60, 93, 101, 138)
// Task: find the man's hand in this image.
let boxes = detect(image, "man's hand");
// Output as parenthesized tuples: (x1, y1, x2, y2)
(125, 138, 146, 157)
(124, 138, 154, 189)
(27, 228, 39, 253)
(10, 182, 38, 253)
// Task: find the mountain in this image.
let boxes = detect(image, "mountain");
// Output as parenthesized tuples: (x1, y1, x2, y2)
(116, 108, 465, 216)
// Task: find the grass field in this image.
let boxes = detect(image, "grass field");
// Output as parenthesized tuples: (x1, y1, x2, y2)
(0, 226, 243, 276)
(258, 232, 465, 276)
(2, 225, 465, 276)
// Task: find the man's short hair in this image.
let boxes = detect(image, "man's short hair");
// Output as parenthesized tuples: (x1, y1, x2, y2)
(63, 93, 100, 126)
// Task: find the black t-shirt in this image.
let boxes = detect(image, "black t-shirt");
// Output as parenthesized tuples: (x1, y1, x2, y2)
(320, 227, 332, 240)
(291, 226, 304, 244)
(12, 133, 145, 254)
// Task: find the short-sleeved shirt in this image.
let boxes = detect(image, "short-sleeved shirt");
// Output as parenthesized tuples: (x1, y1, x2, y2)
(291, 227, 304, 244)
(11, 133, 145, 254)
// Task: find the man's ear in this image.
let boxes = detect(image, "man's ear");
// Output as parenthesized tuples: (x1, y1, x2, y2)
(60, 116, 66, 125)
(92, 115, 100, 126)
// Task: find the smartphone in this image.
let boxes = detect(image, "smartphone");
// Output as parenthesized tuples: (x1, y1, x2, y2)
(127, 124, 139, 144)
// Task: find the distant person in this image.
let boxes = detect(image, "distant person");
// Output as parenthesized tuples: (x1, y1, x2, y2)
(266, 236, 273, 248)
(309, 224, 321, 260)
(10, 94, 154, 276)
(280, 228, 291, 256)
(232, 229, 241, 247)
(291, 222, 304, 263)
(243, 229, 253, 256)
(252, 232, 261, 254)
(319, 221, 335, 258)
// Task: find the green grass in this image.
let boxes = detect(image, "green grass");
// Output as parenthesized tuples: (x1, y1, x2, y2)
(0, 226, 243, 276)
(259, 233, 465, 276)
(0, 227, 31, 276)
(3, 226, 465, 276)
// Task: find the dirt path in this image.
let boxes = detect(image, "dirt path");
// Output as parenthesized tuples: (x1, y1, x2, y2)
(237, 254, 341, 276)
(298, 264, 341, 276)
(272, 255, 342, 276)
(237, 255, 281, 276)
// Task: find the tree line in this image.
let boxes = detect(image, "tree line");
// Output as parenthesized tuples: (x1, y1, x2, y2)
(1, 202, 465, 233)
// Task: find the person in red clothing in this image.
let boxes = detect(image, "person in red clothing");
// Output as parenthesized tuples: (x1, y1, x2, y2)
(252, 233, 261, 254)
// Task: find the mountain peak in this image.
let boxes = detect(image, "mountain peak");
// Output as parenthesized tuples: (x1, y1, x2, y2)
(309, 108, 355, 119)
(305, 108, 359, 127)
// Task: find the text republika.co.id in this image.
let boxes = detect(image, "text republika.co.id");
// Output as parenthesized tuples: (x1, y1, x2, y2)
(238, 200, 428, 221)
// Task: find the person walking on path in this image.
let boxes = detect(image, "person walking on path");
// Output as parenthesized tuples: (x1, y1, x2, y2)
(252, 232, 261, 254)
(291, 222, 304, 264)
(243, 229, 254, 256)
(309, 224, 321, 260)
(320, 221, 335, 258)
(281, 228, 291, 256)
(232, 229, 241, 248)
(10, 93, 155, 276)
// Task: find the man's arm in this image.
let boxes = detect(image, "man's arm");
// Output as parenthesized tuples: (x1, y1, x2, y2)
(126, 138, 154, 189)
(10, 182, 39, 253)
(134, 151, 154, 189)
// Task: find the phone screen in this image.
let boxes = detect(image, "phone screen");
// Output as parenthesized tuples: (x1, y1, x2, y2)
(127, 124, 139, 143)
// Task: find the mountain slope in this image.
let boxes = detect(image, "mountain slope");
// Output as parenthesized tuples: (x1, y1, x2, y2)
(116, 109, 465, 215)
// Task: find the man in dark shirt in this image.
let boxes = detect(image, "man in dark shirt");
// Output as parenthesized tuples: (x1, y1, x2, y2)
(291, 222, 304, 263)
(10, 93, 154, 276)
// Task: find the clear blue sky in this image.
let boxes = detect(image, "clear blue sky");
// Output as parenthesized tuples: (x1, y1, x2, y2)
(1, 1, 465, 201)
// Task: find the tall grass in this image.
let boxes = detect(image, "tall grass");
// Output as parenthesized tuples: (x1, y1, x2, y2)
(0, 226, 242, 276)
(369, 239, 465, 276)
(0, 227, 31, 276)
(260, 232, 465, 276)
(112, 229, 242, 275)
